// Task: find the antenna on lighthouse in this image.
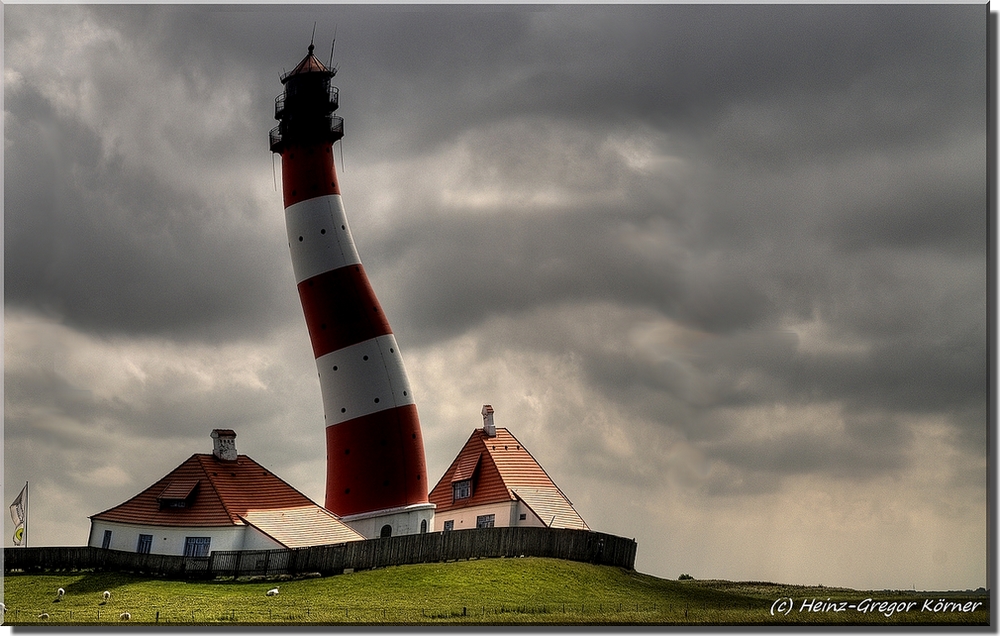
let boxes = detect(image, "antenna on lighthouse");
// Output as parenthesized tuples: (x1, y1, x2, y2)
(310, 21, 317, 48)
(329, 25, 339, 75)
(327, 24, 337, 68)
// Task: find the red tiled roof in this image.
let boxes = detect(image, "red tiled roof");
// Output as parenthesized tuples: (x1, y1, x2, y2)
(429, 428, 588, 530)
(283, 48, 331, 81)
(90, 454, 361, 544)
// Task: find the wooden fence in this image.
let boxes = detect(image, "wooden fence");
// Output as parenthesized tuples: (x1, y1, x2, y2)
(4, 527, 636, 580)
(3, 545, 208, 577)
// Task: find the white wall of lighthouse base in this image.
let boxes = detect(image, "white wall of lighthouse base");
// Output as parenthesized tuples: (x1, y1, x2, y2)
(339, 503, 436, 539)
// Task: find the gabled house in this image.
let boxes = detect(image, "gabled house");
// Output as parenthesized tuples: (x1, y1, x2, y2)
(88, 430, 363, 556)
(428, 406, 589, 532)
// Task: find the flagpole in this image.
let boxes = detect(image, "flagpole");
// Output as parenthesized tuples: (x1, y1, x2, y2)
(24, 481, 28, 548)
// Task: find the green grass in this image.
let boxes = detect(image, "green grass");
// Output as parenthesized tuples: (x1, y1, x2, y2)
(2, 557, 989, 625)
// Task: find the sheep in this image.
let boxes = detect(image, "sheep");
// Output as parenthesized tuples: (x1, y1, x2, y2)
(37, 613, 49, 620)
(266, 587, 279, 596)
(102, 590, 111, 603)
(53, 588, 65, 602)
(119, 612, 131, 621)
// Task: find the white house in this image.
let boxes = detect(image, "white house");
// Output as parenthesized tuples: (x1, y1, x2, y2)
(428, 406, 589, 533)
(88, 430, 363, 556)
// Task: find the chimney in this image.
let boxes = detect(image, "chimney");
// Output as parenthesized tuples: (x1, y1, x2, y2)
(211, 429, 238, 461)
(482, 405, 496, 437)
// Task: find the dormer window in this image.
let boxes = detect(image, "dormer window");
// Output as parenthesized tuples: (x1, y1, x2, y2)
(453, 479, 471, 501)
(157, 479, 199, 510)
(450, 452, 480, 502)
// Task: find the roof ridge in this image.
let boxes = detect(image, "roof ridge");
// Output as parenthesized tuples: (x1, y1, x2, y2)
(495, 428, 575, 505)
(239, 455, 322, 511)
(195, 454, 241, 524)
(480, 429, 516, 496)
(438, 429, 482, 483)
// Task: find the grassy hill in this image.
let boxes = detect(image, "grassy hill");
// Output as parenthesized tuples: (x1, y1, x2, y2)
(2, 557, 989, 625)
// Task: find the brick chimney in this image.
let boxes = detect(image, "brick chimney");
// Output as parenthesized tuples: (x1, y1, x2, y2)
(482, 405, 496, 437)
(211, 429, 238, 461)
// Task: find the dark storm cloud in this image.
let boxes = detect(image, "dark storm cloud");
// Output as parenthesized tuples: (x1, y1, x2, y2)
(332, 5, 986, 162)
(374, 209, 775, 344)
(706, 418, 912, 483)
(8, 1, 984, 425)
(4, 130, 288, 339)
(4, 9, 296, 341)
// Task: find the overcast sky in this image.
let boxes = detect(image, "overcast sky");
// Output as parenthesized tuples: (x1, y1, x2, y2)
(3, 4, 988, 592)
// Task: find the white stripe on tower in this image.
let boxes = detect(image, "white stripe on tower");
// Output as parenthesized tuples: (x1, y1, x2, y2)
(284, 194, 360, 282)
(286, 194, 416, 424)
(316, 335, 415, 426)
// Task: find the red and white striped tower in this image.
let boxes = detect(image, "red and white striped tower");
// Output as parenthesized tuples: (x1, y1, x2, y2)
(269, 44, 434, 538)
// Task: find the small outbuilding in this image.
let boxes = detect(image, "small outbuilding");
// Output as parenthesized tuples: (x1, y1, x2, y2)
(88, 429, 363, 556)
(428, 405, 589, 532)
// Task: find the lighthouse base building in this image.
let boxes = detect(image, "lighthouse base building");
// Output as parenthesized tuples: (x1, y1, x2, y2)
(340, 503, 435, 539)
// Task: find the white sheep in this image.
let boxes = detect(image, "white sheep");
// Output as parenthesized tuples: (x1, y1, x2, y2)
(37, 613, 49, 620)
(102, 590, 111, 602)
(119, 611, 131, 621)
(53, 588, 65, 602)
(266, 587, 279, 596)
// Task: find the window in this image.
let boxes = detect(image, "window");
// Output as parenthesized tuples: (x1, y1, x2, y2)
(101, 530, 112, 549)
(183, 536, 211, 557)
(476, 514, 495, 528)
(453, 479, 471, 501)
(420, 519, 428, 534)
(380, 524, 392, 538)
(519, 514, 527, 521)
(443, 520, 454, 532)
(137, 534, 153, 554)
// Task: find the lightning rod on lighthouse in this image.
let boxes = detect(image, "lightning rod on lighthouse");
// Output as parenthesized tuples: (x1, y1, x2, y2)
(270, 42, 434, 538)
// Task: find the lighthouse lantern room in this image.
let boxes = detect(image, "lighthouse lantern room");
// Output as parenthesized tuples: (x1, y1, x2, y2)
(270, 42, 435, 539)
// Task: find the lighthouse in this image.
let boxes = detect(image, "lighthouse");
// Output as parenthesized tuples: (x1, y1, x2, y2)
(269, 43, 434, 538)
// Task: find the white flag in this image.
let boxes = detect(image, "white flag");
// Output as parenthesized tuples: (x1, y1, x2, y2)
(9, 484, 26, 546)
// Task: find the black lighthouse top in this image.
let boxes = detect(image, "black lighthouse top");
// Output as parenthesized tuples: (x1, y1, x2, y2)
(269, 44, 344, 153)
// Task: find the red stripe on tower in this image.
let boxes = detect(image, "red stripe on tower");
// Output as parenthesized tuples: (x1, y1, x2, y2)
(270, 44, 432, 533)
